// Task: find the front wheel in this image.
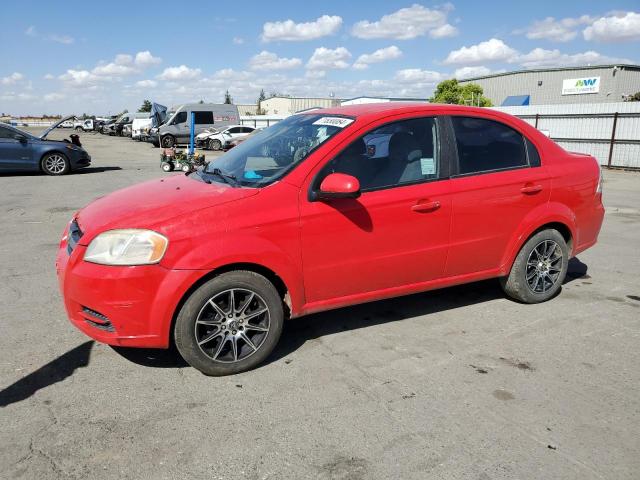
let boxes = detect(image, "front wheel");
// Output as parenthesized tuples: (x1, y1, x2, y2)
(174, 271, 284, 376)
(41, 152, 70, 175)
(209, 139, 222, 151)
(500, 229, 569, 303)
(161, 135, 175, 148)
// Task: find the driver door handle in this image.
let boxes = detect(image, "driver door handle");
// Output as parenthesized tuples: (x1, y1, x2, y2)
(411, 200, 441, 213)
(521, 184, 543, 194)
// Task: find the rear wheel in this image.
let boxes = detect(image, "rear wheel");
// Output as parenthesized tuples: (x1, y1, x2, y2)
(501, 229, 569, 303)
(174, 271, 284, 376)
(161, 135, 175, 148)
(209, 138, 222, 151)
(41, 152, 70, 175)
(181, 164, 191, 173)
(161, 162, 173, 172)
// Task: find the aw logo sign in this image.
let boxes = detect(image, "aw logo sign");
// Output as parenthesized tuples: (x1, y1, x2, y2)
(562, 77, 600, 95)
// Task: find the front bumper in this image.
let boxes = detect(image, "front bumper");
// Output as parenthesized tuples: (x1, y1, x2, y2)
(56, 240, 205, 348)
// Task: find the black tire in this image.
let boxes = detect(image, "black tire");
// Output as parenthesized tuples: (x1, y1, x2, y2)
(500, 229, 569, 303)
(41, 152, 70, 176)
(161, 162, 173, 172)
(209, 138, 222, 151)
(174, 271, 284, 376)
(161, 135, 175, 148)
(181, 164, 191, 173)
(75, 126, 82, 132)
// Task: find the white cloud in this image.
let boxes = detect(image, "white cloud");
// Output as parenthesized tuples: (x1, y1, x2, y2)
(518, 15, 594, 42)
(25, 26, 37, 36)
(59, 69, 101, 86)
(262, 15, 342, 42)
(157, 65, 202, 81)
(1, 72, 24, 85)
(353, 46, 402, 70)
(394, 68, 446, 85)
(233, 37, 245, 45)
(44, 92, 65, 102)
(135, 50, 162, 67)
(49, 34, 74, 45)
(136, 79, 158, 88)
(306, 47, 352, 72)
(518, 48, 632, 68)
(454, 66, 494, 79)
(351, 4, 456, 40)
(430, 23, 459, 39)
(93, 62, 137, 76)
(43, 73, 54, 80)
(583, 11, 640, 42)
(444, 38, 518, 65)
(249, 51, 302, 71)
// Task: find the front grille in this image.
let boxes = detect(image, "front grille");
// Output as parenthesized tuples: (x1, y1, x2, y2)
(81, 306, 115, 332)
(67, 219, 83, 254)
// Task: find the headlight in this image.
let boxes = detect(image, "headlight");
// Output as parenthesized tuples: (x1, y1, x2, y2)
(84, 229, 168, 265)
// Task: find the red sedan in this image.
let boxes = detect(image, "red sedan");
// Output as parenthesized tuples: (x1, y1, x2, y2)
(56, 103, 604, 375)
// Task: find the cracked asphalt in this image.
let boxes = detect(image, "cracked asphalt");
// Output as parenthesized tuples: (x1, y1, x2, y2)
(1, 129, 639, 479)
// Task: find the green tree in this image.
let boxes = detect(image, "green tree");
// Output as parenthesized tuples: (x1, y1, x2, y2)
(138, 100, 152, 112)
(224, 90, 233, 104)
(256, 89, 266, 115)
(198, 99, 205, 104)
(429, 79, 492, 107)
(624, 92, 640, 102)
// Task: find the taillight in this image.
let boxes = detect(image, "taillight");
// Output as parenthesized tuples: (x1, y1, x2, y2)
(596, 165, 603, 195)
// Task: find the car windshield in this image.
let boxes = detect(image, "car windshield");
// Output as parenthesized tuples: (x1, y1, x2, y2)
(203, 114, 353, 187)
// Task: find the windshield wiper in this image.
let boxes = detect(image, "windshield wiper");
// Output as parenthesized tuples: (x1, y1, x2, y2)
(204, 168, 239, 187)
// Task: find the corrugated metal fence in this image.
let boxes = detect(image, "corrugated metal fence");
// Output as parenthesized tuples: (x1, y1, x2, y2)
(493, 102, 640, 169)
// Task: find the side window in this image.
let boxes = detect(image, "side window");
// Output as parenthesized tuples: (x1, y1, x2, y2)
(194, 111, 214, 124)
(242, 127, 254, 133)
(0, 126, 14, 139)
(172, 111, 187, 125)
(227, 127, 242, 134)
(525, 138, 541, 167)
(320, 117, 439, 192)
(451, 117, 527, 175)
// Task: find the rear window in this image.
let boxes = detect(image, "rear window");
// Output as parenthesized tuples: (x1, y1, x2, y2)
(452, 116, 527, 175)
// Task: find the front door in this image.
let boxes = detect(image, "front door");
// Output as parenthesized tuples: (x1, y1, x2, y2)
(0, 126, 32, 171)
(299, 116, 452, 306)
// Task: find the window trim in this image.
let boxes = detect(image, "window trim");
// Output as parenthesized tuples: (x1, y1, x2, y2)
(446, 115, 533, 178)
(309, 115, 447, 201)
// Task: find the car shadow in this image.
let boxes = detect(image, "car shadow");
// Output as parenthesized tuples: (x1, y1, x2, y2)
(0, 166, 121, 177)
(0, 341, 94, 407)
(109, 257, 590, 371)
(110, 345, 189, 369)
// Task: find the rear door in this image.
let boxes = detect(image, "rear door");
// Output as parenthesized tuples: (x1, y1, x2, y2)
(193, 110, 214, 136)
(444, 115, 550, 277)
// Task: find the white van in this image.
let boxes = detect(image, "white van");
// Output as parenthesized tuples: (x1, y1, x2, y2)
(157, 103, 240, 147)
(132, 118, 152, 140)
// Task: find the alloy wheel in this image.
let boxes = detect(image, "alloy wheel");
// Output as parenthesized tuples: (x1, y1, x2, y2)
(44, 154, 67, 174)
(526, 240, 563, 294)
(195, 288, 270, 363)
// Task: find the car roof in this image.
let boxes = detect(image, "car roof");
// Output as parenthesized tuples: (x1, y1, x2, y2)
(304, 102, 507, 122)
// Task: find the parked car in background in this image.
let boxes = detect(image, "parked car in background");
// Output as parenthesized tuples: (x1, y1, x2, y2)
(132, 117, 152, 141)
(224, 128, 262, 150)
(100, 119, 116, 135)
(58, 120, 73, 128)
(122, 124, 132, 137)
(195, 125, 256, 150)
(56, 104, 604, 376)
(74, 119, 94, 132)
(156, 103, 240, 148)
(0, 115, 91, 174)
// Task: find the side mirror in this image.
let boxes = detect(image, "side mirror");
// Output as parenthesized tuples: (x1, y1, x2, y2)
(317, 173, 361, 200)
(16, 135, 28, 144)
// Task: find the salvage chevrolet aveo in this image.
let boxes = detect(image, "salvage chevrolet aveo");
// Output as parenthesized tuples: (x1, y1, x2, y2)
(56, 104, 604, 376)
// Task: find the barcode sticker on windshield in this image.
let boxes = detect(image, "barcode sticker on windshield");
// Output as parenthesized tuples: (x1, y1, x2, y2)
(312, 117, 354, 128)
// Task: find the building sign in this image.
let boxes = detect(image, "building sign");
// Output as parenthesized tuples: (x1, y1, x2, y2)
(562, 77, 600, 95)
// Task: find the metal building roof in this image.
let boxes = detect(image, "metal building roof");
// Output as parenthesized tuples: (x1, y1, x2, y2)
(459, 64, 640, 82)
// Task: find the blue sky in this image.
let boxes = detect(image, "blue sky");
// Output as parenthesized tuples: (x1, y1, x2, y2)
(1, 0, 639, 115)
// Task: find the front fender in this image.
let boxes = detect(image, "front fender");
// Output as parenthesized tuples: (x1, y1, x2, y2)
(499, 201, 577, 275)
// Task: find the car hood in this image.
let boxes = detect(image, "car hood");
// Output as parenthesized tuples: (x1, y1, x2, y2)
(39, 114, 75, 139)
(75, 174, 259, 243)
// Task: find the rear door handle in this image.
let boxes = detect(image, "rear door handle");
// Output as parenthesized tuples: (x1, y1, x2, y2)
(411, 200, 441, 213)
(521, 184, 543, 194)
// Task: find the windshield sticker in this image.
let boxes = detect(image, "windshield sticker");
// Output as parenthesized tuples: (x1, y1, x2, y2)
(312, 117, 354, 128)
